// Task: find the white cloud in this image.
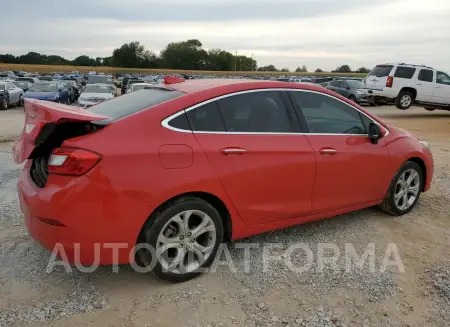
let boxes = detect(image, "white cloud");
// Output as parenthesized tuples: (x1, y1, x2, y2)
(1, 0, 449, 71)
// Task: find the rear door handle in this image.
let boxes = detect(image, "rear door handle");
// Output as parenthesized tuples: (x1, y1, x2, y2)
(319, 148, 337, 155)
(221, 148, 246, 155)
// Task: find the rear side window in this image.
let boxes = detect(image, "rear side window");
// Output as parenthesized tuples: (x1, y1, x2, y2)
(394, 66, 416, 79)
(418, 69, 434, 82)
(168, 112, 191, 130)
(218, 91, 295, 133)
(187, 102, 226, 132)
(89, 88, 185, 122)
(368, 65, 394, 77)
(436, 71, 450, 85)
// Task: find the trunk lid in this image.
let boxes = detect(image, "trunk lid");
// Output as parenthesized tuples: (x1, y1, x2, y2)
(366, 65, 394, 90)
(13, 99, 109, 164)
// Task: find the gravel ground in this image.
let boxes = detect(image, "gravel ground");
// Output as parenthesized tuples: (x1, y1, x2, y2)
(0, 106, 450, 327)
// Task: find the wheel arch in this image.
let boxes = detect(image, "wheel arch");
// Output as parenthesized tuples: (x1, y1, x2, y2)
(399, 87, 417, 99)
(136, 191, 233, 245)
(406, 157, 427, 191)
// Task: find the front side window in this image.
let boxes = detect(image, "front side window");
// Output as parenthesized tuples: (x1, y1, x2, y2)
(436, 71, 450, 85)
(418, 69, 434, 82)
(218, 91, 295, 133)
(293, 91, 366, 134)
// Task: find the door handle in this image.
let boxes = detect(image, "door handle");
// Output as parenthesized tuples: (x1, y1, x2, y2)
(221, 148, 246, 155)
(319, 148, 337, 155)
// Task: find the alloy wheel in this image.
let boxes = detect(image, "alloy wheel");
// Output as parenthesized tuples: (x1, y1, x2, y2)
(394, 168, 420, 211)
(400, 95, 412, 108)
(156, 210, 216, 274)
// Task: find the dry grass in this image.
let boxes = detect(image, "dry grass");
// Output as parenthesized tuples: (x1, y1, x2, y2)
(0, 63, 366, 77)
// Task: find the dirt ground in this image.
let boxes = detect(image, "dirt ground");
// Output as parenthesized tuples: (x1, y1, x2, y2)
(0, 105, 450, 327)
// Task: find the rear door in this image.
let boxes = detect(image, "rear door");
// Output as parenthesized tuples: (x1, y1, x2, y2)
(289, 90, 390, 213)
(366, 65, 394, 90)
(188, 90, 316, 225)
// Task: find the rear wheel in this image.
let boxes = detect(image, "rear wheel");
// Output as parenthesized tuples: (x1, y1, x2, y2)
(378, 161, 423, 216)
(136, 197, 224, 283)
(395, 91, 414, 110)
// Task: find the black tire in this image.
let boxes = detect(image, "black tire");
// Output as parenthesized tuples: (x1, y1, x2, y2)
(395, 90, 414, 110)
(0, 98, 7, 110)
(66, 97, 71, 105)
(369, 102, 375, 107)
(378, 161, 424, 216)
(18, 95, 24, 107)
(137, 196, 224, 283)
(424, 107, 435, 111)
(348, 95, 357, 103)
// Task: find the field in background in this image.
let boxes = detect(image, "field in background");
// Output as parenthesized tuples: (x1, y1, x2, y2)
(0, 63, 367, 77)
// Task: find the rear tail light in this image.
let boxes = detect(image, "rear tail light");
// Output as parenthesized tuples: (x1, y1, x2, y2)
(48, 147, 101, 176)
(386, 76, 393, 88)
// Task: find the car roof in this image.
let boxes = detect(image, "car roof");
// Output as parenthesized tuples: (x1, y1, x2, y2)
(167, 78, 326, 94)
(85, 83, 111, 87)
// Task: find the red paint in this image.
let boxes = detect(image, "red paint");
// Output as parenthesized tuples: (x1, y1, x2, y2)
(14, 80, 434, 265)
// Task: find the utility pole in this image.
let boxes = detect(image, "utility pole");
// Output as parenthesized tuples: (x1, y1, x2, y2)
(251, 53, 254, 71)
(234, 51, 238, 71)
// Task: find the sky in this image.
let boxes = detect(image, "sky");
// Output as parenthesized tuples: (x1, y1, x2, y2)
(1, 0, 450, 71)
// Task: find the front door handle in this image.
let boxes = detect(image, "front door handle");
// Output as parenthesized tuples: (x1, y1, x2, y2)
(221, 148, 246, 155)
(319, 148, 337, 155)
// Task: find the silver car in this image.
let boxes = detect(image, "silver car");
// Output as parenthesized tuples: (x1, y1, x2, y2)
(0, 81, 24, 108)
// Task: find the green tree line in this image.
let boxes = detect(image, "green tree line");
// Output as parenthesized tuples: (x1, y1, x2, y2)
(0, 40, 257, 71)
(0, 39, 369, 73)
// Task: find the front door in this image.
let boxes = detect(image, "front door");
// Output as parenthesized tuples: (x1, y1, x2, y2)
(434, 71, 450, 104)
(289, 90, 390, 213)
(186, 91, 316, 225)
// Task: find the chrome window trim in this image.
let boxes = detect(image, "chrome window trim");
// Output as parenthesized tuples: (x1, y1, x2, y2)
(161, 88, 390, 137)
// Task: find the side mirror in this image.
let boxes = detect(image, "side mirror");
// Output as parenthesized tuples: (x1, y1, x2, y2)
(368, 122, 381, 144)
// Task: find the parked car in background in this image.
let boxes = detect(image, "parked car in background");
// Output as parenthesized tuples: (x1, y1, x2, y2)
(0, 81, 24, 108)
(121, 77, 140, 94)
(0, 82, 11, 110)
(24, 82, 71, 104)
(78, 83, 115, 108)
(127, 82, 153, 93)
(365, 63, 450, 110)
(125, 79, 145, 93)
(38, 76, 53, 81)
(16, 77, 39, 84)
(87, 75, 115, 91)
(13, 81, 32, 93)
(327, 79, 372, 105)
(63, 79, 82, 101)
(0, 73, 17, 81)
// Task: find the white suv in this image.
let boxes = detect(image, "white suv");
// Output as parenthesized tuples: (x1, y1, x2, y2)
(365, 63, 450, 111)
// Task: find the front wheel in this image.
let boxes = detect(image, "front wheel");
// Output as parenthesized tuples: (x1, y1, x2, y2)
(378, 161, 424, 216)
(136, 197, 224, 283)
(395, 91, 414, 110)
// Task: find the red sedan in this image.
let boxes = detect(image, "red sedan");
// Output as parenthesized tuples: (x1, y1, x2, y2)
(13, 79, 433, 282)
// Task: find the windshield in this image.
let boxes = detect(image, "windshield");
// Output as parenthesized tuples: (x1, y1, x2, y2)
(83, 85, 111, 93)
(346, 80, 365, 89)
(28, 83, 58, 92)
(38, 76, 53, 81)
(13, 82, 29, 89)
(368, 65, 393, 77)
(87, 76, 113, 84)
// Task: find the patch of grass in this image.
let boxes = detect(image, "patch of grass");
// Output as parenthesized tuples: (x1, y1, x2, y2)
(0, 63, 366, 77)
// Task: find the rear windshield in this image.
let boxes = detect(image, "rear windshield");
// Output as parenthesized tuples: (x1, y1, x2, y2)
(368, 65, 393, 77)
(89, 88, 185, 123)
